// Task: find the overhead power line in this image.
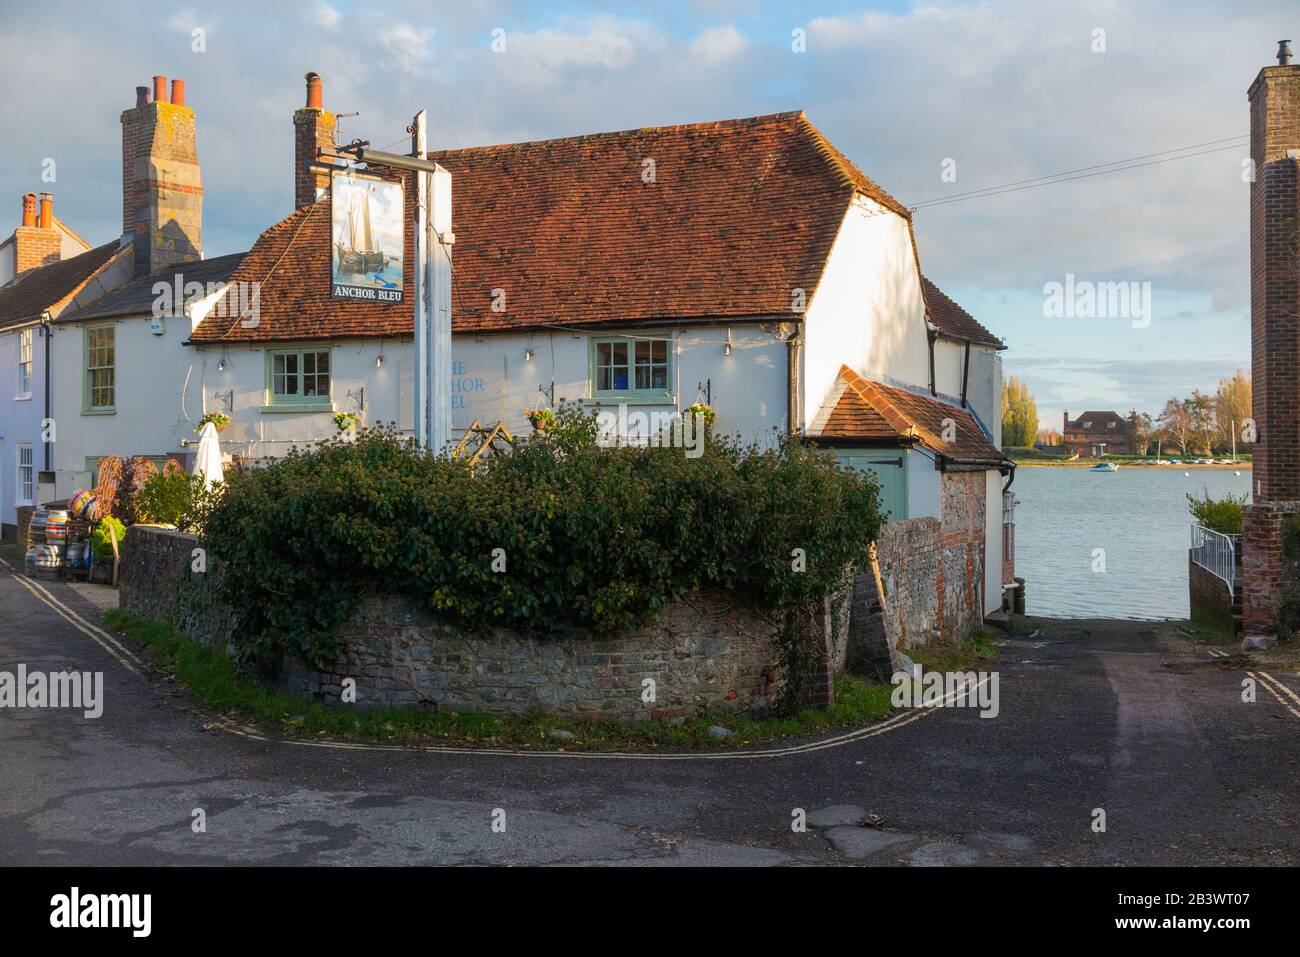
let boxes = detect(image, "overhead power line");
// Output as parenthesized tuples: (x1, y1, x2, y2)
(908, 135, 1249, 210)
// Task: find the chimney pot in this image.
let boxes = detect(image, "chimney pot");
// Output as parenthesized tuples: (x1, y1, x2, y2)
(135, 86, 150, 107)
(21, 193, 37, 227)
(1280, 40, 1293, 66)
(38, 193, 53, 229)
(153, 75, 169, 104)
(171, 78, 186, 106)
(305, 71, 323, 110)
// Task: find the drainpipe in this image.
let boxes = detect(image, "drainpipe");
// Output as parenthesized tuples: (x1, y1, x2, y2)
(786, 330, 803, 436)
(960, 339, 971, 408)
(40, 312, 52, 471)
(927, 330, 937, 396)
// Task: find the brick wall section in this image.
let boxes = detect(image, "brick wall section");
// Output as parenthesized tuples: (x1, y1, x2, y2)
(870, 471, 987, 654)
(1243, 61, 1300, 639)
(1188, 554, 1242, 635)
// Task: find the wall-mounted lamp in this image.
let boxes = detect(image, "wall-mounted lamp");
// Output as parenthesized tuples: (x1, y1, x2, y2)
(723, 328, 733, 357)
(217, 347, 231, 373)
(524, 348, 535, 361)
(217, 357, 227, 372)
(376, 353, 385, 368)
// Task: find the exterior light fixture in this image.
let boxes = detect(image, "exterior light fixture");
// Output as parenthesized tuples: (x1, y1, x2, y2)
(525, 348, 535, 361)
(723, 328, 734, 357)
(217, 357, 226, 372)
(376, 354, 385, 368)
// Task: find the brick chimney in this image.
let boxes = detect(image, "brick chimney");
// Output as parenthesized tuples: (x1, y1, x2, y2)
(121, 74, 203, 278)
(1242, 41, 1300, 644)
(294, 71, 336, 209)
(11, 192, 62, 276)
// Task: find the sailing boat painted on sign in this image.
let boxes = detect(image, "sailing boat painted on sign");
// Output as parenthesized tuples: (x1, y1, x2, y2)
(330, 171, 405, 304)
(336, 191, 387, 274)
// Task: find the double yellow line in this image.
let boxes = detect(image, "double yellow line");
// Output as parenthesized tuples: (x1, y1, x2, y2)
(1, 552, 984, 762)
(1207, 647, 1300, 719)
(0, 556, 143, 676)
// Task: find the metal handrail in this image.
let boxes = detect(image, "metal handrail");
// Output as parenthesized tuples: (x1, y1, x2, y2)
(1190, 524, 1240, 591)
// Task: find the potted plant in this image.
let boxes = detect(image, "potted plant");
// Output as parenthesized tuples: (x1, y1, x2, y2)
(525, 407, 557, 432)
(195, 411, 230, 433)
(334, 411, 361, 433)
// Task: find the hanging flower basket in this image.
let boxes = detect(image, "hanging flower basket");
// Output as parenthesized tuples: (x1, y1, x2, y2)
(685, 403, 716, 428)
(334, 411, 361, 433)
(525, 407, 557, 432)
(196, 412, 230, 434)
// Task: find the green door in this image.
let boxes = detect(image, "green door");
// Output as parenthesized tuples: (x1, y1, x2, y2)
(836, 450, 907, 521)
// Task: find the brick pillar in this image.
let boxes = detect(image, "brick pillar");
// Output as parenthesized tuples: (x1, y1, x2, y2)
(1243, 49, 1300, 644)
(121, 75, 203, 278)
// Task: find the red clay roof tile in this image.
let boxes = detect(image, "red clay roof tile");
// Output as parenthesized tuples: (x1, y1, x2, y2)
(192, 111, 907, 342)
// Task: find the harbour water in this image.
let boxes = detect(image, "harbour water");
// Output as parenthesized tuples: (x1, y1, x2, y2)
(1012, 466, 1252, 620)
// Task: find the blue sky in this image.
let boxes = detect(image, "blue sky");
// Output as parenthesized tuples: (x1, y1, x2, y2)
(0, 0, 1288, 429)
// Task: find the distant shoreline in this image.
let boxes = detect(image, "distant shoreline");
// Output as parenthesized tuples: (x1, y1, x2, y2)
(1011, 460, 1253, 469)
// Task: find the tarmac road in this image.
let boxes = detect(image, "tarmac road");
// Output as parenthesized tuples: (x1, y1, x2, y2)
(2, 563, 1298, 866)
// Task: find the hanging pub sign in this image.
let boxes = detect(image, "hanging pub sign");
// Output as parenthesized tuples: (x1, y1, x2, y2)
(331, 171, 405, 304)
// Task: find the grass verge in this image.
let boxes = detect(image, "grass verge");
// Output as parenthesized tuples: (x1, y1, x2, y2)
(103, 609, 898, 752)
(906, 629, 1001, 672)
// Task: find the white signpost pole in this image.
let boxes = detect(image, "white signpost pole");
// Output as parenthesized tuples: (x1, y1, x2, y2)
(411, 110, 431, 448)
(431, 164, 452, 454)
(410, 109, 453, 453)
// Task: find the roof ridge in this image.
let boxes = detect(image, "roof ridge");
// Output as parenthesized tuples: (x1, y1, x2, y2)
(794, 114, 910, 218)
(427, 111, 808, 160)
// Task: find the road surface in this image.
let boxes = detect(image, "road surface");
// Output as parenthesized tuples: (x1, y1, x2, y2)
(2, 562, 1297, 866)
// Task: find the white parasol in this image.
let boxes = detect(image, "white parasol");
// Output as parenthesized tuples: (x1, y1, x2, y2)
(192, 421, 224, 489)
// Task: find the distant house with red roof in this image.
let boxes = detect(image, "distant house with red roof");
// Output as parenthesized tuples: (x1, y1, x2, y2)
(1062, 409, 1131, 457)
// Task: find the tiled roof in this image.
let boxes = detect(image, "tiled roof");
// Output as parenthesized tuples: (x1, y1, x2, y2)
(64, 252, 247, 322)
(1066, 411, 1125, 431)
(920, 276, 1004, 349)
(0, 242, 122, 331)
(816, 365, 1005, 466)
(193, 111, 907, 342)
(191, 189, 415, 343)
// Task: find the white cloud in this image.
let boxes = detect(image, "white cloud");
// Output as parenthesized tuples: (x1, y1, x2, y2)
(689, 24, 746, 65)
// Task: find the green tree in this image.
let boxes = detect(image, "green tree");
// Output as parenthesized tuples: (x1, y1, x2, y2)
(1001, 376, 1039, 448)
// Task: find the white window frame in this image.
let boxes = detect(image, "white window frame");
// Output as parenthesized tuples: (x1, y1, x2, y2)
(16, 328, 32, 398)
(16, 443, 33, 506)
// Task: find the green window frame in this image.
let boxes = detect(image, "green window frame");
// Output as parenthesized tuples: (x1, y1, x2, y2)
(588, 336, 673, 403)
(84, 324, 116, 413)
(263, 346, 333, 411)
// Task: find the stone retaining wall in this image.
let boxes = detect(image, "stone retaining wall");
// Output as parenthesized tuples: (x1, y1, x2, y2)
(282, 591, 785, 720)
(121, 525, 791, 720)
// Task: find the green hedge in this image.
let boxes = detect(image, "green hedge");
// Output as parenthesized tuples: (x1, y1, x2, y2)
(1186, 490, 1247, 535)
(201, 420, 883, 683)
